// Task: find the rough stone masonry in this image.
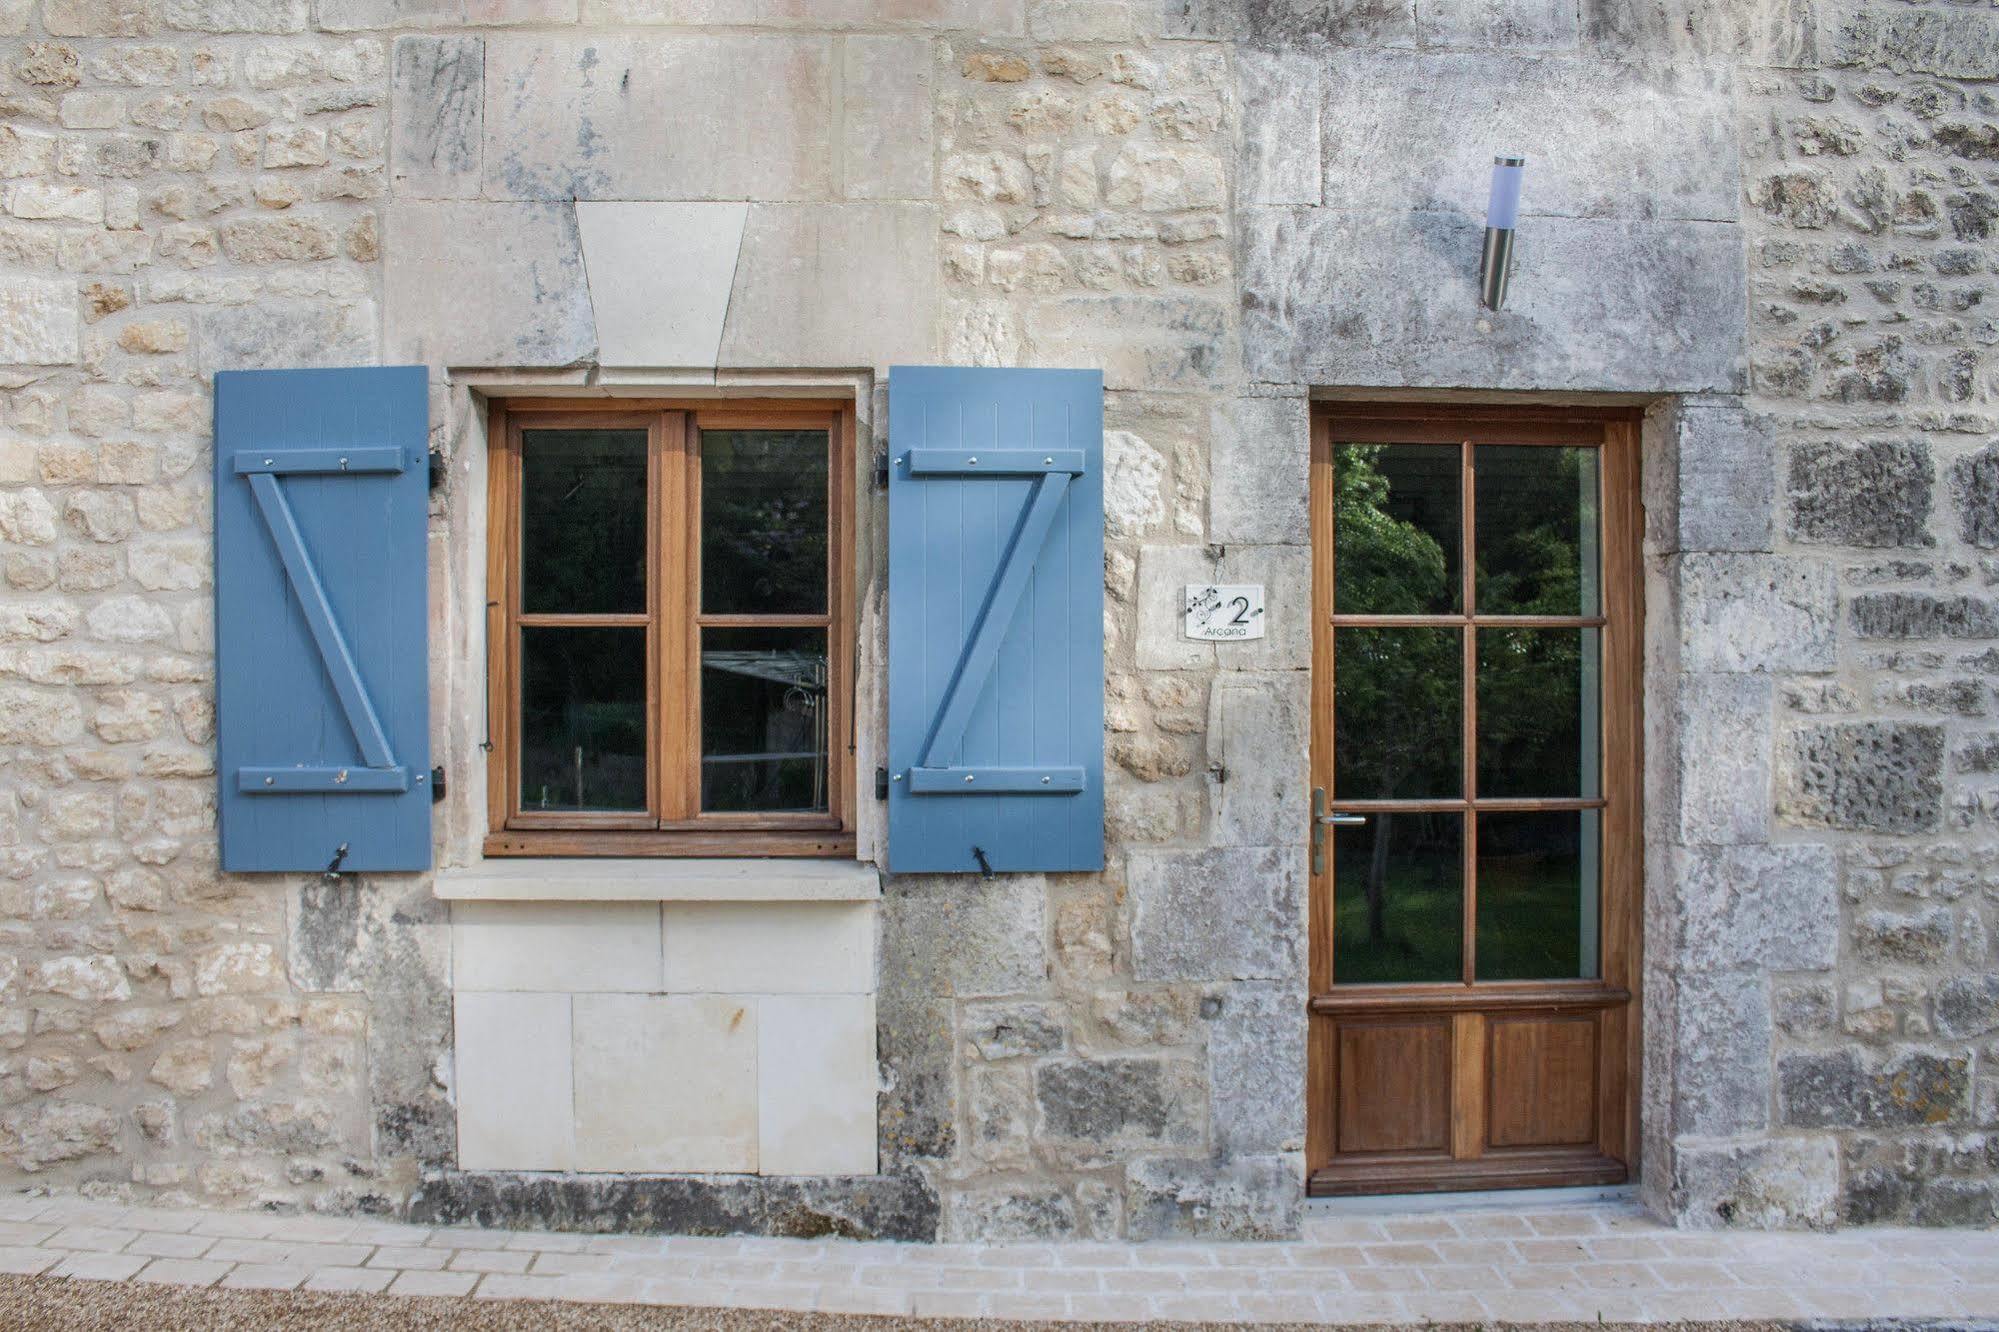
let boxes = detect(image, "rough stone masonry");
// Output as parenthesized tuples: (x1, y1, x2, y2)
(0, 0, 1996, 1240)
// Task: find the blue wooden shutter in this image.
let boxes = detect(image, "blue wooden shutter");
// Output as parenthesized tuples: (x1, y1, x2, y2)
(213, 366, 431, 873)
(887, 366, 1104, 874)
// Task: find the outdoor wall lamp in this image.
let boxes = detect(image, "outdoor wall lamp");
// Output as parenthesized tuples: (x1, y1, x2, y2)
(1480, 155, 1525, 311)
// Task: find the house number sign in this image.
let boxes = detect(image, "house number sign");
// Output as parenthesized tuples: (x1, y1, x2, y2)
(1184, 584, 1266, 641)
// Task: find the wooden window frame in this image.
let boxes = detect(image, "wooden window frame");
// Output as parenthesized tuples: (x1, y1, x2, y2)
(483, 398, 857, 858)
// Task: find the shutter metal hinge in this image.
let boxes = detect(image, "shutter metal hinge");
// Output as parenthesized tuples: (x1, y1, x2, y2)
(430, 765, 446, 804)
(427, 450, 445, 492)
(874, 766, 889, 800)
(873, 451, 889, 489)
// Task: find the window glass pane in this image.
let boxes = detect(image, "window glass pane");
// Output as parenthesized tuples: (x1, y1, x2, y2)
(1474, 445, 1599, 615)
(1476, 627, 1599, 799)
(701, 429, 828, 614)
(700, 626, 829, 814)
(1333, 442, 1460, 615)
(1333, 812, 1463, 984)
(521, 429, 647, 614)
(1334, 626, 1461, 799)
(1476, 810, 1599, 980)
(519, 626, 646, 812)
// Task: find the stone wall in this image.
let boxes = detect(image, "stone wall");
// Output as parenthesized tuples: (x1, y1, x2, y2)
(0, 0, 1996, 1238)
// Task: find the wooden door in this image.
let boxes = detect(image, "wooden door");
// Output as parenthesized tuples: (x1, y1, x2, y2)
(1306, 405, 1642, 1196)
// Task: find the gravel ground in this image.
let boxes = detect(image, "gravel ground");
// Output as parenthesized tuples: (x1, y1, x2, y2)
(0, 1279, 1815, 1332)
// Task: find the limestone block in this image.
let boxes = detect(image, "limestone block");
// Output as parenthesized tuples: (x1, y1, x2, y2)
(880, 874, 1046, 998)
(1677, 844, 1838, 972)
(1130, 845, 1304, 982)
(573, 994, 757, 1172)
(841, 36, 932, 202)
(391, 36, 481, 199)
(319, 0, 460, 28)
(718, 203, 938, 370)
(1584, 0, 1815, 67)
(1024, 294, 1230, 391)
(1785, 439, 1932, 548)
(454, 991, 575, 1171)
(662, 901, 874, 994)
(383, 201, 592, 366)
(1668, 1135, 1838, 1229)
(1850, 592, 1999, 641)
(483, 36, 833, 202)
(1671, 673, 1772, 845)
(1207, 673, 1308, 847)
(1937, 975, 1999, 1041)
(1104, 429, 1167, 537)
(1648, 398, 1773, 554)
(1950, 445, 1999, 549)
(961, 999, 1065, 1058)
(759, 0, 1021, 25)
(0, 276, 78, 365)
(1420, 0, 1577, 48)
(1162, 0, 1415, 45)
(758, 993, 876, 1176)
(1671, 969, 1770, 1137)
(1779, 1048, 1970, 1130)
(1671, 553, 1836, 673)
(1033, 1056, 1202, 1158)
(453, 901, 664, 992)
(1240, 209, 1746, 394)
(1829, 4, 1999, 78)
(1319, 52, 1735, 222)
(160, 0, 306, 32)
(575, 202, 746, 369)
(1135, 543, 1309, 671)
(1207, 980, 1304, 1157)
(0, 1100, 122, 1172)
(1208, 395, 1307, 545)
(1778, 721, 1943, 834)
(197, 300, 376, 371)
(1126, 1154, 1299, 1240)
(1236, 47, 1318, 207)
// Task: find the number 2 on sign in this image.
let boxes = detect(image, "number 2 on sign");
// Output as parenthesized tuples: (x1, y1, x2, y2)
(1184, 583, 1266, 642)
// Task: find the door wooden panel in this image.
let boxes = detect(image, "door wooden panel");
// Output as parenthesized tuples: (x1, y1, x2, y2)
(1335, 1018, 1450, 1156)
(1306, 405, 1642, 1197)
(1487, 1015, 1597, 1149)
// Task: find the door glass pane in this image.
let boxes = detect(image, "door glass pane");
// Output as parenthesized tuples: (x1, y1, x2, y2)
(1333, 812, 1463, 984)
(1334, 627, 1461, 799)
(700, 626, 829, 813)
(701, 429, 828, 614)
(1333, 443, 1461, 615)
(519, 626, 646, 812)
(1476, 810, 1599, 980)
(1477, 627, 1599, 798)
(1474, 445, 1599, 615)
(521, 429, 647, 614)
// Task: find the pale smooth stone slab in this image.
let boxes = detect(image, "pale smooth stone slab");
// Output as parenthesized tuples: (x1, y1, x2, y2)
(662, 901, 875, 995)
(452, 901, 662, 992)
(758, 993, 877, 1176)
(572, 994, 757, 1172)
(455, 992, 574, 1171)
(434, 858, 881, 902)
(575, 202, 747, 369)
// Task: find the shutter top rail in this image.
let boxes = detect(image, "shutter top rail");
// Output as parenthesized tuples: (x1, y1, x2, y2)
(234, 446, 406, 475)
(904, 448, 1085, 477)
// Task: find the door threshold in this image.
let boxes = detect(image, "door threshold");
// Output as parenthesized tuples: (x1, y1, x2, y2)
(1306, 1183, 1637, 1215)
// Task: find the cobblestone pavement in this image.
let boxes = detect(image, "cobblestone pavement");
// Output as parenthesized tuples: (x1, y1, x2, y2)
(1, 1193, 1994, 1325)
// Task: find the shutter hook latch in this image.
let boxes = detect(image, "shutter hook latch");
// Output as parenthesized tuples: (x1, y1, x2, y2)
(970, 846, 994, 879)
(324, 842, 349, 881)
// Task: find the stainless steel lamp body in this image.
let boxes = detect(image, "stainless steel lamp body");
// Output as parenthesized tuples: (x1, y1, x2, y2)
(1480, 155, 1524, 311)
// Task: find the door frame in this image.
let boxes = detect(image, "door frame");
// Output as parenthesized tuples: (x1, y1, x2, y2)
(1304, 402, 1646, 1196)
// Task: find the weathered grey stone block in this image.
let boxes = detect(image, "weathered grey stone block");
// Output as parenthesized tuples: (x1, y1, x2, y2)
(1678, 844, 1838, 972)
(1208, 395, 1307, 545)
(1421, 0, 1578, 49)
(1851, 592, 1999, 641)
(1648, 399, 1773, 554)
(1779, 721, 1943, 834)
(1786, 439, 1933, 548)
(1207, 673, 1307, 847)
(1672, 970, 1771, 1136)
(1130, 845, 1303, 982)
(1780, 1049, 1971, 1130)
(1950, 445, 1999, 550)
(1026, 294, 1232, 391)
(384, 201, 592, 367)
(1673, 554, 1837, 673)
(1830, 5, 1999, 78)
(1672, 673, 1773, 846)
(947, 1184, 1076, 1241)
(1241, 209, 1746, 393)
(880, 874, 1047, 1000)
(1853, 906, 1952, 966)
(1936, 975, 1999, 1040)
(961, 999, 1066, 1059)
(1669, 1135, 1839, 1229)
(1206, 980, 1304, 1157)
(1034, 1056, 1202, 1157)
(412, 1171, 939, 1240)
(1235, 47, 1318, 207)
(319, 0, 458, 30)
(1584, 0, 1817, 67)
(391, 36, 481, 199)
(719, 204, 938, 370)
(841, 36, 931, 203)
(1135, 543, 1310, 671)
(1126, 1154, 1299, 1240)
(1162, 0, 1416, 46)
(483, 36, 833, 201)
(1319, 52, 1735, 222)
(198, 300, 377, 371)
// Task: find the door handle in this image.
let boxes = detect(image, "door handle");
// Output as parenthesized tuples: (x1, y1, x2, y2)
(1311, 788, 1367, 876)
(1318, 814, 1368, 826)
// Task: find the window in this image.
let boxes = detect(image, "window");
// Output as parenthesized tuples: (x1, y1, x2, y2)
(484, 400, 854, 857)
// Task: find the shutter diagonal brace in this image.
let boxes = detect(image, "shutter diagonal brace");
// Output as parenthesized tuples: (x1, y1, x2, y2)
(912, 449, 1085, 794)
(241, 468, 403, 790)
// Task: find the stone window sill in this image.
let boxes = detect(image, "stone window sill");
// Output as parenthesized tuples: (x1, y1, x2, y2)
(434, 858, 881, 903)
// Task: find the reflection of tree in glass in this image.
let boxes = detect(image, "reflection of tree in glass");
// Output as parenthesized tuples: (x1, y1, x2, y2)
(702, 432, 827, 613)
(1333, 445, 1458, 953)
